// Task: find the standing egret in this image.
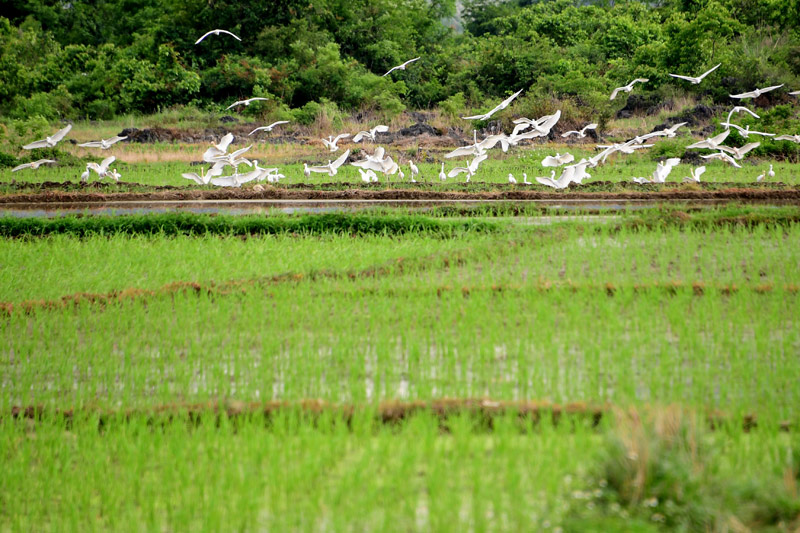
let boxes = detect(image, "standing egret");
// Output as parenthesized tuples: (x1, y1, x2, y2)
(439, 163, 446, 182)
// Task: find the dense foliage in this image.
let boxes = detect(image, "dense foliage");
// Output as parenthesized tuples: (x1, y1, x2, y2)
(1, 0, 799, 120)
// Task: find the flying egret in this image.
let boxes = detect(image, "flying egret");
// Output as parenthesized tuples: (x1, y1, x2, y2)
(383, 57, 421, 77)
(719, 123, 774, 138)
(249, 121, 289, 135)
(78, 135, 127, 149)
(565, 159, 592, 184)
(725, 106, 760, 125)
(462, 89, 523, 121)
(561, 123, 598, 138)
(359, 168, 379, 183)
(447, 153, 488, 182)
(226, 97, 269, 110)
(717, 142, 760, 160)
(730, 84, 784, 99)
(541, 153, 575, 167)
(321, 133, 350, 152)
(668, 63, 721, 84)
(182, 166, 223, 185)
(11, 159, 56, 172)
(352, 125, 389, 143)
(82, 156, 116, 181)
(700, 151, 742, 168)
(22, 124, 72, 150)
(445, 131, 483, 159)
(683, 166, 706, 183)
(203, 133, 234, 162)
(774, 134, 800, 143)
(535, 170, 572, 189)
(209, 144, 254, 173)
(304, 150, 351, 177)
(609, 78, 648, 100)
(686, 129, 731, 150)
(195, 29, 242, 44)
(651, 158, 681, 183)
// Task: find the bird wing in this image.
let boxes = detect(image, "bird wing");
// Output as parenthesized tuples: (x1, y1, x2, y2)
(708, 129, 731, 145)
(181, 173, 204, 184)
(217, 133, 234, 152)
(99, 156, 116, 171)
(229, 144, 252, 159)
(696, 166, 706, 179)
(447, 167, 469, 178)
(609, 87, 622, 100)
(729, 91, 755, 98)
(402, 57, 421, 68)
(219, 30, 242, 41)
(351, 159, 385, 172)
(738, 142, 760, 156)
(477, 134, 508, 151)
(11, 163, 32, 172)
(372, 125, 389, 135)
(333, 133, 351, 144)
(266, 121, 288, 130)
(330, 149, 351, 169)
(541, 156, 560, 167)
(444, 146, 479, 159)
(35, 159, 56, 165)
(496, 89, 524, 111)
(698, 63, 721, 79)
(538, 110, 562, 131)
(665, 122, 688, 134)
(373, 146, 386, 160)
(107, 136, 127, 145)
(51, 124, 73, 143)
(468, 153, 489, 172)
(22, 139, 49, 149)
(512, 117, 534, 125)
(558, 153, 575, 165)
(461, 113, 487, 120)
(77, 141, 103, 147)
(226, 100, 244, 110)
(382, 65, 398, 77)
(249, 126, 267, 135)
(774, 135, 799, 142)
(761, 84, 784, 93)
(668, 73, 696, 82)
(633, 78, 649, 85)
(583, 123, 598, 132)
(210, 176, 241, 187)
(352, 131, 368, 143)
(561, 131, 578, 138)
(195, 31, 214, 44)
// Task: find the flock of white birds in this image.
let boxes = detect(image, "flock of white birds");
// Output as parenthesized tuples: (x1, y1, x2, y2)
(10, 29, 800, 188)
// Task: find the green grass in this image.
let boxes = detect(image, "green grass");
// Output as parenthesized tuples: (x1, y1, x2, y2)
(3, 206, 800, 530)
(1, 145, 797, 189)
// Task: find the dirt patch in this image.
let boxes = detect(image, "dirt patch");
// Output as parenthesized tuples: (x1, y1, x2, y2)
(1, 183, 799, 204)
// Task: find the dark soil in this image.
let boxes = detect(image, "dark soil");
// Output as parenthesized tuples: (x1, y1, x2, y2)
(0, 182, 798, 203)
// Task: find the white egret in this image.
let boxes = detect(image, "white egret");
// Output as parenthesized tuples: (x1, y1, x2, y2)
(352, 125, 389, 143)
(668, 63, 721, 84)
(439, 162, 446, 182)
(447, 153, 488, 182)
(726, 106, 759, 125)
(382, 57, 421, 77)
(195, 29, 241, 44)
(408, 160, 419, 181)
(719, 123, 774, 138)
(508, 173, 517, 184)
(249, 121, 289, 135)
(82, 156, 116, 181)
(11, 159, 56, 172)
(730, 84, 784, 99)
(565, 159, 592, 184)
(321, 133, 350, 152)
(700, 151, 742, 168)
(304, 150, 351, 177)
(609, 78, 648, 100)
(462, 89, 523, 121)
(359, 168, 379, 183)
(182, 166, 223, 185)
(561, 123, 598, 138)
(683, 166, 706, 183)
(22, 124, 72, 150)
(445, 131, 483, 159)
(651, 158, 681, 183)
(535, 170, 572, 189)
(78, 135, 127, 149)
(717, 142, 760, 160)
(686, 129, 730, 150)
(203, 133, 234, 162)
(226, 97, 268, 110)
(541, 153, 574, 167)
(522, 173, 531, 185)
(209, 144, 253, 172)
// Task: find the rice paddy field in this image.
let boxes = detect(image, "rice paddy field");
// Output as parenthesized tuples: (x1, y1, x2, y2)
(2, 203, 800, 531)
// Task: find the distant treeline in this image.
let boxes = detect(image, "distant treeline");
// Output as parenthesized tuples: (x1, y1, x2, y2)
(1, 0, 799, 121)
